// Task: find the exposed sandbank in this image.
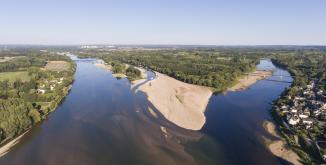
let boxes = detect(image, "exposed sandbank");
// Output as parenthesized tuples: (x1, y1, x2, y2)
(263, 121, 302, 165)
(137, 72, 212, 130)
(228, 70, 272, 91)
(94, 63, 127, 78)
(94, 63, 112, 71)
(0, 130, 30, 158)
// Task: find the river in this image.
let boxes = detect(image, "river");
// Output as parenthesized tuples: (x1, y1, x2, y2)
(0, 57, 293, 165)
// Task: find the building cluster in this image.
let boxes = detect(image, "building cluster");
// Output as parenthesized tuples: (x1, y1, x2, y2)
(37, 77, 64, 94)
(278, 81, 326, 129)
(80, 45, 115, 49)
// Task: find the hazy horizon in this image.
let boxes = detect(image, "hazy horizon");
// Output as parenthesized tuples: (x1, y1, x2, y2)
(1, 0, 326, 45)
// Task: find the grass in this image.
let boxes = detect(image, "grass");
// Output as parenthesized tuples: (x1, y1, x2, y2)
(0, 71, 30, 82)
(45, 61, 70, 72)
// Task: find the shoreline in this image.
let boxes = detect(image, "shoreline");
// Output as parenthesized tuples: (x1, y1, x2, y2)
(227, 70, 273, 92)
(0, 59, 75, 158)
(94, 63, 147, 80)
(263, 121, 302, 165)
(0, 130, 30, 158)
(134, 69, 272, 131)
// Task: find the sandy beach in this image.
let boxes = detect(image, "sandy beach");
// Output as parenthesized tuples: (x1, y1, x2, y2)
(263, 121, 302, 165)
(94, 63, 112, 71)
(228, 70, 272, 91)
(137, 72, 212, 130)
(0, 130, 30, 158)
(94, 63, 127, 78)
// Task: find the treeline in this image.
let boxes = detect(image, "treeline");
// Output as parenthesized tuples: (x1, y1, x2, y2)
(110, 61, 141, 80)
(77, 49, 259, 92)
(271, 52, 326, 91)
(0, 54, 72, 72)
(0, 51, 75, 144)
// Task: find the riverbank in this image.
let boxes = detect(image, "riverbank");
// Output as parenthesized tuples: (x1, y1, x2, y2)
(0, 130, 30, 158)
(228, 70, 272, 92)
(263, 121, 302, 165)
(137, 72, 212, 130)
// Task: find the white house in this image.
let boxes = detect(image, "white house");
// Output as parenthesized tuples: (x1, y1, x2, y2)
(289, 116, 300, 125)
(291, 109, 298, 113)
(302, 118, 314, 125)
(50, 85, 55, 91)
(37, 89, 46, 94)
(299, 114, 309, 119)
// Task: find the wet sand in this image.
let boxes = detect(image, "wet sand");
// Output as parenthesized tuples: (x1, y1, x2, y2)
(228, 70, 272, 91)
(0, 130, 30, 158)
(263, 121, 302, 165)
(136, 72, 213, 130)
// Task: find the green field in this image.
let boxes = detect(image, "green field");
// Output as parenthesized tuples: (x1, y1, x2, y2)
(0, 71, 31, 82)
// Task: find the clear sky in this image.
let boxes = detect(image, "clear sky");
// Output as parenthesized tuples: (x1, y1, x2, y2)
(1, 0, 325, 45)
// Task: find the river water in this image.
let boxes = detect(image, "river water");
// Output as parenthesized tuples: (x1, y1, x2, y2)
(0, 57, 293, 165)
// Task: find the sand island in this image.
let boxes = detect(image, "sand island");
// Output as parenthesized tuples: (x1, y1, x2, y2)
(228, 70, 272, 91)
(133, 70, 272, 130)
(95, 61, 273, 131)
(136, 72, 213, 130)
(263, 121, 302, 165)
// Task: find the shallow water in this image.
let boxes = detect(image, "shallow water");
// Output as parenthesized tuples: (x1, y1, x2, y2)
(0, 58, 292, 165)
(201, 59, 293, 165)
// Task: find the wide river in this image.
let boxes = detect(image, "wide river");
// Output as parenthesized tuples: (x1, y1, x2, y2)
(0, 57, 293, 165)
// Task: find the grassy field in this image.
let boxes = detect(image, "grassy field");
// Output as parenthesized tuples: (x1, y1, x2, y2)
(0, 56, 26, 63)
(45, 61, 70, 72)
(0, 71, 30, 82)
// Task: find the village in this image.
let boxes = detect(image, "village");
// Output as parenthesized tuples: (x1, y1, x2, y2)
(275, 80, 326, 161)
(36, 77, 65, 94)
(277, 80, 326, 129)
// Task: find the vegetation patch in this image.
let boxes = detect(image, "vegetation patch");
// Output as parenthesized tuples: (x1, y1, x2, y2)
(0, 71, 30, 82)
(45, 61, 70, 72)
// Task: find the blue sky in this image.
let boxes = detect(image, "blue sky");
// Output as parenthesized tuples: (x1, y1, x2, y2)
(0, 0, 325, 45)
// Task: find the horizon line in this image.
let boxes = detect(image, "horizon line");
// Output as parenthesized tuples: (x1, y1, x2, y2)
(1, 44, 326, 47)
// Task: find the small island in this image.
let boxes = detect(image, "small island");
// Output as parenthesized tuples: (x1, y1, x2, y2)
(137, 72, 212, 130)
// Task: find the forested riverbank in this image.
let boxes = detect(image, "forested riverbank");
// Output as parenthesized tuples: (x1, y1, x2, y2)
(0, 49, 75, 151)
(270, 51, 326, 164)
(76, 48, 260, 92)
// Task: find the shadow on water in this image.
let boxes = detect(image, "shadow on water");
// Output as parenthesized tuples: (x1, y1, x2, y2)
(0, 58, 293, 165)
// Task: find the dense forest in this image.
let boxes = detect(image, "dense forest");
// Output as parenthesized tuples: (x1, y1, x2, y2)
(77, 49, 260, 92)
(0, 49, 75, 144)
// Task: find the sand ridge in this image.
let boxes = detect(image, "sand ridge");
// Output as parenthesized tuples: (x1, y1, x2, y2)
(137, 72, 213, 130)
